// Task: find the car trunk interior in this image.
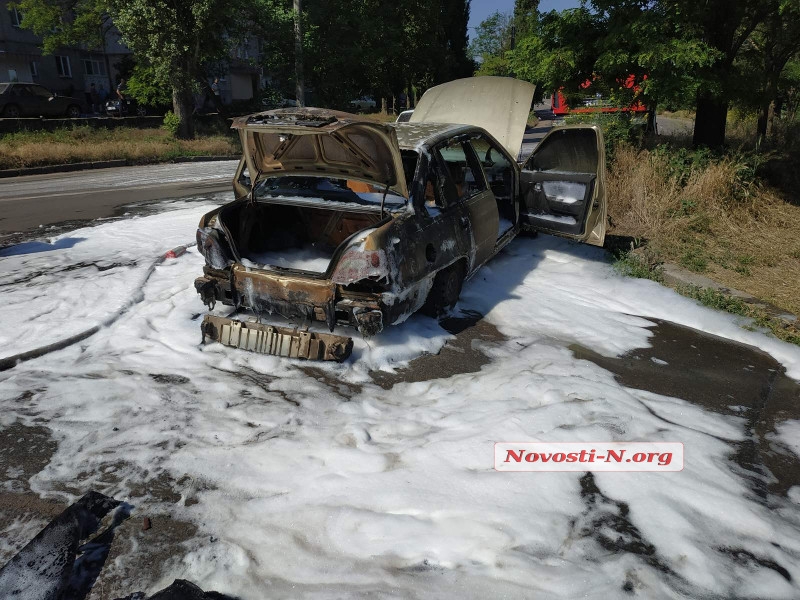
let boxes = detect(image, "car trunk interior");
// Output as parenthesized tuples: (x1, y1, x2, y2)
(219, 201, 385, 273)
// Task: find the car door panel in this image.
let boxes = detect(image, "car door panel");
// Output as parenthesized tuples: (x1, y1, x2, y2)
(519, 125, 606, 246)
(409, 152, 472, 282)
(15, 85, 40, 116)
(435, 140, 499, 270)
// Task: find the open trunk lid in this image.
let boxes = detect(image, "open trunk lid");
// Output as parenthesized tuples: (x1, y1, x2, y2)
(232, 108, 408, 199)
(410, 76, 536, 159)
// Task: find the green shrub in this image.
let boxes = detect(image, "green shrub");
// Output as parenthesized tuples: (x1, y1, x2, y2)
(679, 247, 708, 272)
(162, 111, 180, 136)
(563, 112, 646, 161)
(612, 247, 664, 282)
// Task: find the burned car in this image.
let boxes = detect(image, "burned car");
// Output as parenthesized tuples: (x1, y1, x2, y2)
(194, 77, 606, 360)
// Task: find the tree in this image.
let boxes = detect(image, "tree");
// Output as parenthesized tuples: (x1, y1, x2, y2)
(503, 0, 790, 148)
(510, 7, 602, 100)
(110, 0, 253, 138)
(469, 11, 514, 76)
(737, 0, 800, 142)
(14, 0, 254, 138)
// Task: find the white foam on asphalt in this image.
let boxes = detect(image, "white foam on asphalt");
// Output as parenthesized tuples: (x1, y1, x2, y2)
(0, 196, 227, 361)
(1, 209, 800, 598)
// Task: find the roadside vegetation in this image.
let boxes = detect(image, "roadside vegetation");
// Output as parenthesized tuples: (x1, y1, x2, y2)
(678, 285, 800, 346)
(606, 130, 800, 314)
(582, 110, 800, 345)
(0, 125, 239, 170)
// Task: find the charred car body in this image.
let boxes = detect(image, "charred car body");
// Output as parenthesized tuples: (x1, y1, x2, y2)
(194, 77, 606, 360)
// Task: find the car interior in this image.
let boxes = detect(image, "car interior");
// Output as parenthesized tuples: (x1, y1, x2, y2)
(469, 136, 516, 236)
(519, 127, 599, 237)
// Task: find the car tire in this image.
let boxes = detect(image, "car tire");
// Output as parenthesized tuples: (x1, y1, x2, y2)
(422, 260, 466, 317)
(3, 104, 21, 118)
(136, 106, 147, 117)
(66, 105, 81, 118)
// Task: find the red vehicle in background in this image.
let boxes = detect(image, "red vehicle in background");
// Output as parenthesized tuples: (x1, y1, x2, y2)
(551, 74, 648, 116)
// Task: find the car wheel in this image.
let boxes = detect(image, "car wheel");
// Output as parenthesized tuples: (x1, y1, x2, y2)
(422, 261, 466, 317)
(136, 106, 147, 117)
(3, 104, 21, 118)
(66, 105, 81, 118)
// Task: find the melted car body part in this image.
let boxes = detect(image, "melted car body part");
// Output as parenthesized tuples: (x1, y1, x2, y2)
(0, 491, 122, 600)
(201, 314, 353, 362)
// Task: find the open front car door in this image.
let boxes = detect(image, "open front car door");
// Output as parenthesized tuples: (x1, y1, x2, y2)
(519, 125, 606, 246)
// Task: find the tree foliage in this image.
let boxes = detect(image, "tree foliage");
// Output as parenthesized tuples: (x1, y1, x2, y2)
(469, 11, 513, 76)
(256, 0, 474, 109)
(15, 0, 474, 127)
(109, 0, 252, 137)
(474, 0, 800, 147)
(13, 0, 251, 137)
(12, 0, 112, 54)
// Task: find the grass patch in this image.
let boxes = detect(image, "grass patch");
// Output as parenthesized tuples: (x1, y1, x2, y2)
(677, 285, 800, 347)
(359, 112, 398, 123)
(679, 247, 708, 272)
(612, 247, 664, 282)
(606, 141, 800, 316)
(658, 109, 695, 120)
(0, 125, 239, 169)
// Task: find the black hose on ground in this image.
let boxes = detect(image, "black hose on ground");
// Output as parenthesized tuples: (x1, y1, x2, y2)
(0, 243, 195, 373)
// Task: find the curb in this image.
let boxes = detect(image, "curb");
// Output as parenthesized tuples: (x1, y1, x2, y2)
(0, 155, 238, 179)
(662, 262, 798, 323)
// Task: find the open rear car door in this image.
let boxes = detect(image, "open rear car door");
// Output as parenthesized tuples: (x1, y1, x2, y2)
(518, 125, 607, 246)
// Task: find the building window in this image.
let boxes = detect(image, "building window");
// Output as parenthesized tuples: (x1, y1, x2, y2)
(30, 61, 38, 78)
(55, 55, 72, 78)
(8, 69, 18, 82)
(83, 58, 105, 76)
(10, 7, 22, 27)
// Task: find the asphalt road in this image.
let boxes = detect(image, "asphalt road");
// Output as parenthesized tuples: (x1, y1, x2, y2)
(0, 160, 237, 242)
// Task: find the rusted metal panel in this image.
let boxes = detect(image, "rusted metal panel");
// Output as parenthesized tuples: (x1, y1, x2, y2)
(201, 314, 353, 362)
(232, 265, 335, 304)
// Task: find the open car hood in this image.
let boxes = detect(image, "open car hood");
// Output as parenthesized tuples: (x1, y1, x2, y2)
(232, 108, 408, 199)
(410, 77, 536, 158)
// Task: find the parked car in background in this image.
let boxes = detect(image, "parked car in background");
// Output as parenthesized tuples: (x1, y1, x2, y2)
(194, 77, 607, 361)
(396, 109, 414, 122)
(349, 96, 376, 112)
(0, 82, 83, 118)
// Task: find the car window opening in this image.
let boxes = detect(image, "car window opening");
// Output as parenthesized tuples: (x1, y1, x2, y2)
(463, 137, 516, 239)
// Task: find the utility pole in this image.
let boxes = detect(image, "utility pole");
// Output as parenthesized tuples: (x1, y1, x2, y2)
(293, 0, 305, 106)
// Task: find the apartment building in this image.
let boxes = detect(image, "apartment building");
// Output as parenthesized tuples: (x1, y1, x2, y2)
(1, 1, 261, 108)
(0, 0, 132, 103)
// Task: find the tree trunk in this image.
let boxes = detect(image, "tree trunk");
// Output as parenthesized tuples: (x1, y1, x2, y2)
(172, 85, 195, 140)
(647, 104, 657, 134)
(756, 100, 770, 145)
(758, 70, 782, 145)
(293, 0, 305, 107)
(692, 93, 728, 148)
